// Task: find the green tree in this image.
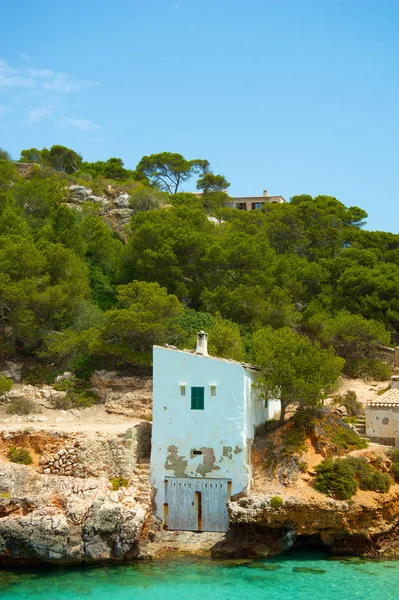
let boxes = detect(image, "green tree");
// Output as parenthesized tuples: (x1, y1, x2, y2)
(135, 152, 206, 194)
(19, 148, 43, 163)
(317, 310, 390, 360)
(253, 326, 344, 424)
(96, 281, 183, 364)
(45, 145, 82, 173)
(0, 148, 11, 161)
(208, 313, 245, 361)
(196, 173, 230, 195)
(129, 185, 167, 213)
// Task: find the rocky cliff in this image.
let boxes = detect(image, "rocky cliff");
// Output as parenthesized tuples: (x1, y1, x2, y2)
(0, 462, 147, 565)
(209, 487, 399, 558)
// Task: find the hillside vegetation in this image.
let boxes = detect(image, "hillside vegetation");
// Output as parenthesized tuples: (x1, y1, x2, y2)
(0, 145, 396, 405)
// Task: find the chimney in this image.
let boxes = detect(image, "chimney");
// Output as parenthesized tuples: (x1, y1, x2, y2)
(263, 189, 268, 197)
(196, 331, 208, 356)
(391, 376, 399, 390)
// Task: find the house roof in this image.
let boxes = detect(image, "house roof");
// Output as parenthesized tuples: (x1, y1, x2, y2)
(367, 388, 399, 408)
(155, 345, 260, 372)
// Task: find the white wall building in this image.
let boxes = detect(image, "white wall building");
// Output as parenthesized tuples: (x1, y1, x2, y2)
(366, 376, 399, 447)
(150, 332, 280, 532)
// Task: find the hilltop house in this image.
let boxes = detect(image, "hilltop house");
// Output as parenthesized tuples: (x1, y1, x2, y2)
(192, 189, 286, 211)
(226, 189, 286, 211)
(366, 376, 399, 447)
(150, 332, 280, 533)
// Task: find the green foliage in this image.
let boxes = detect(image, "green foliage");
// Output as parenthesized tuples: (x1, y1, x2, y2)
(315, 456, 391, 500)
(7, 446, 33, 465)
(44, 145, 82, 174)
(328, 424, 368, 451)
(333, 390, 364, 417)
(6, 399, 38, 415)
(253, 326, 344, 423)
(317, 310, 390, 360)
(315, 458, 358, 500)
(270, 496, 283, 508)
(22, 365, 58, 385)
(346, 456, 391, 493)
(208, 313, 245, 361)
(3, 145, 399, 380)
(196, 173, 230, 195)
(344, 358, 392, 381)
(0, 374, 13, 394)
(110, 476, 129, 490)
(19, 148, 43, 164)
(390, 450, 399, 480)
(53, 377, 99, 409)
(135, 152, 206, 194)
(0, 148, 11, 161)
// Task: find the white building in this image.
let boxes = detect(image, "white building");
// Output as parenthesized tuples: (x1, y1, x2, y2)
(150, 332, 280, 532)
(366, 376, 399, 447)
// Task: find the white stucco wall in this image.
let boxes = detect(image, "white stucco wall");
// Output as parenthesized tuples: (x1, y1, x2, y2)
(150, 347, 257, 519)
(366, 406, 399, 443)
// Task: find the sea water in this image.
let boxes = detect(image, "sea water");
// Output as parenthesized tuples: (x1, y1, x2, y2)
(1, 550, 399, 600)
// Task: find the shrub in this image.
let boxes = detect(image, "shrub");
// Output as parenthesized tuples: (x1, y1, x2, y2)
(7, 446, 33, 465)
(23, 365, 58, 385)
(6, 399, 38, 415)
(346, 456, 391, 493)
(333, 390, 364, 417)
(270, 496, 283, 509)
(329, 425, 368, 451)
(110, 476, 129, 490)
(390, 450, 399, 480)
(0, 374, 13, 394)
(345, 358, 392, 381)
(315, 456, 391, 499)
(315, 458, 358, 500)
(54, 377, 99, 409)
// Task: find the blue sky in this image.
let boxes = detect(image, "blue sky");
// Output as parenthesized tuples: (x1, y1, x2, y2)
(1, 0, 398, 232)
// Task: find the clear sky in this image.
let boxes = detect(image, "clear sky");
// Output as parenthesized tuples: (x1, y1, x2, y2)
(1, 0, 398, 232)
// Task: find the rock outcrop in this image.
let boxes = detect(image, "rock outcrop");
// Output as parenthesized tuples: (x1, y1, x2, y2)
(67, 185, 134, 237)
(210, 488, 399, 558)
(91, 371, 152, 420)
(0, 462, 147, 565)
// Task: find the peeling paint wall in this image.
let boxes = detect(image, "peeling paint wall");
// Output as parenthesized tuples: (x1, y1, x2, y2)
(366, 406, 399, 445)
(150, 346, 280, 523)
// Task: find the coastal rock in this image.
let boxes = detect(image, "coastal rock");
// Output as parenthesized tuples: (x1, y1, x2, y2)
(0, 463, 147, 565)
(211, 488, 399, 558)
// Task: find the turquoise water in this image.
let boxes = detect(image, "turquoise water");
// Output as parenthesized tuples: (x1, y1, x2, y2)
(2, 550, 399, 600)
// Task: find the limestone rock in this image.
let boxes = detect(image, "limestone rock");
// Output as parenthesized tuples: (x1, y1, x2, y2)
(0, 361, 22, 383)
(114, 193, 130, 208)
(0, 463, 147, 564)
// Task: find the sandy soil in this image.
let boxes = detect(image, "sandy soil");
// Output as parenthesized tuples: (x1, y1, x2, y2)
(0, 403, 144, 434)
(334, 376, 389, 405)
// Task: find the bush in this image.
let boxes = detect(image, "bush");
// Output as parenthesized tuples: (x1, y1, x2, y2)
(7, 446, 33, 465)
(345, 358, 392, 381)
(390, 450, 399, 480)
(54, 377, 100, 409)
(315, 456, 391, 500)
(270, 496, 283, 508)
(346, 456, 391, 493)
(6, 399, 38, 415)
(110, 476, 129, 490)
(0, 374, 13, 394)
(330, 426, 368, 451)
(23, 365, 58, 385)
(333, 390, 364, 417)
(315, 458, 358, 500)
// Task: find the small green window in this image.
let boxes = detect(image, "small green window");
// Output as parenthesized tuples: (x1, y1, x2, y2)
(191, 387, 205, 410)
